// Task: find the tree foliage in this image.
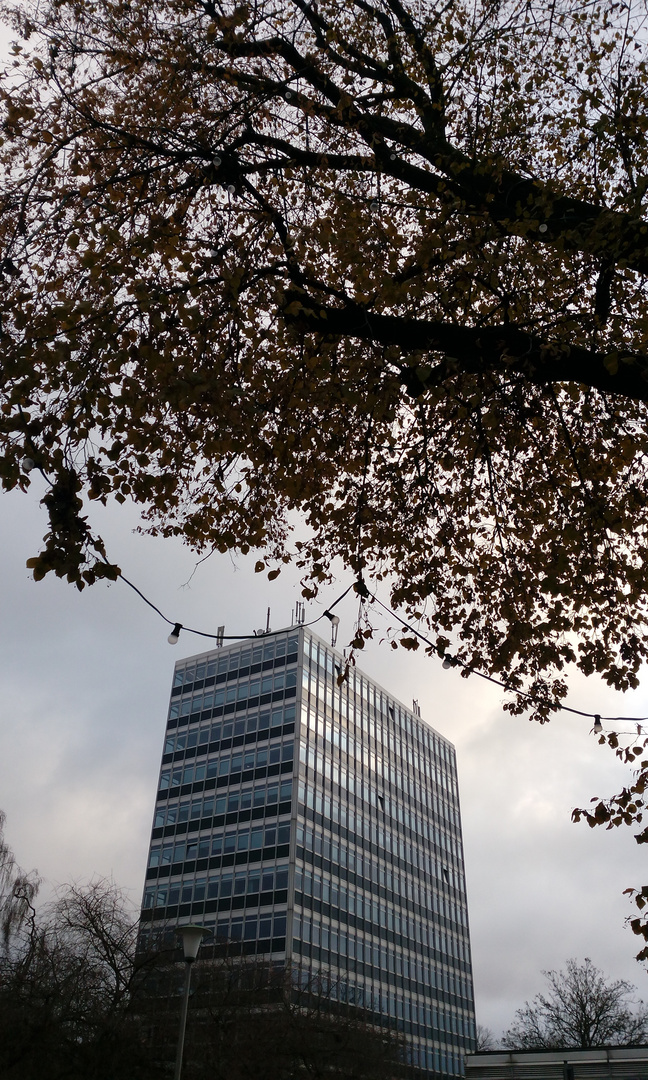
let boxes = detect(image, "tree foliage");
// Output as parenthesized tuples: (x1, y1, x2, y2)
(502, 958, 648, 1050)
(2, 0, 648, 714)
(574, 730, 648, 961)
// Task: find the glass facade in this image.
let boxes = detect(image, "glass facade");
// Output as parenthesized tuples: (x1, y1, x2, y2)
(140, 627, 476, 1077)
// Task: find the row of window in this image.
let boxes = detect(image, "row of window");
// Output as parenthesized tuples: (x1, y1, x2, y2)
(144, 908, 289, 944)
(412, 1046, 463, 1078)
(292, 959, 468, 1077)
(296, 917, 471, 1028)
(300, 745, 461, 866)
(173, 636, 299, 688)
(149, 822, 291, 867)
(214, 911, 287, 941)
(297, 821, 464, 930)
(170, 671, 297, 718)
(154, 779, 293, 828)
(300, 782, 462, 893)
(302, 702, 459, 826)
(298, 820, 460, 915)
(160, 741, 293, 789)
(144, 865, 289, 907)
(295, 867, 468, 969)
(165, 707, 295, 752)
(304, 635, 457, 776)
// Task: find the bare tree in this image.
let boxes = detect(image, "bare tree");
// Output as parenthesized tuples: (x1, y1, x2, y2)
(475, 1025, 497, 1051)
(502, 958, 648, 1050)
(1, 875, 404, 1079)
(0, 811, 39, 955)
(0, 877, 157, 1080)
(139, 949, 406, 1080)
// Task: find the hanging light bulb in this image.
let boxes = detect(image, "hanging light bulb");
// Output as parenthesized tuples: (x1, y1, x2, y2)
(442, 655, 453, 669)
(593, 715, 603, 734)
(22, 457, 35, 473)
(168, 623, 183, 645)
(324, 610, 340, 647)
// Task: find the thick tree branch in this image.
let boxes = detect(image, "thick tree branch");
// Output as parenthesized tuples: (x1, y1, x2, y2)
(284, 291, 648, 401)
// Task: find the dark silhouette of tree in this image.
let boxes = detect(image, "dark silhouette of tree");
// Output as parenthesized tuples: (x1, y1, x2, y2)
(475, 1025, 497, 1052)
(502, 958, 648, 1050)
(137, 944, 405, 1079)
(0, 877, 158, 1080)
(2, 1, 648, 719)
(0, 869, 404, 1079)
(0, 810, 39, 953)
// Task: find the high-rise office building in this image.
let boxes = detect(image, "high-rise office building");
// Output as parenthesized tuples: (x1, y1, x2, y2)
(140, 624, 476, 1077)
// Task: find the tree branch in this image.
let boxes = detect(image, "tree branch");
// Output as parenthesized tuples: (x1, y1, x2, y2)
(284, 291, 648, 402)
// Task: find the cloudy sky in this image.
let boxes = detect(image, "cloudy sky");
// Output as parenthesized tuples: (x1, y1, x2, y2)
(1, 476, 647, 1038)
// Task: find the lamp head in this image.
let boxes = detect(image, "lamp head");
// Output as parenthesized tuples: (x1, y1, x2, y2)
(177, 924, 205, 963)
(168, 623, 183, 645)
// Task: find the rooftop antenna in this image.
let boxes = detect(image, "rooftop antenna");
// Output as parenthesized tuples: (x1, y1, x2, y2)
(294, 601, 305, 625)
(216, 626, 224, 648)
(266, 607, 271, 634)
(413, 699, 421, 718)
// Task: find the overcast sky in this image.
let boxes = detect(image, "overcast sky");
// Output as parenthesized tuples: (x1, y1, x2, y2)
(1, 477, 647, 1037)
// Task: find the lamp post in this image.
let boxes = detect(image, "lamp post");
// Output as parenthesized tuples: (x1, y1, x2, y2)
(173, 924, 205, 1080)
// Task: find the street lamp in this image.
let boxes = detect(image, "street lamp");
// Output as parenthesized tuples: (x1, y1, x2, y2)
(173, 924, 206, 1080)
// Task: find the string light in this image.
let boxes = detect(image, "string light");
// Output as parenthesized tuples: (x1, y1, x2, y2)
(117, 568, 648, 733)
(365, 588, 648, 730)
(118, 573, 354, 645)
